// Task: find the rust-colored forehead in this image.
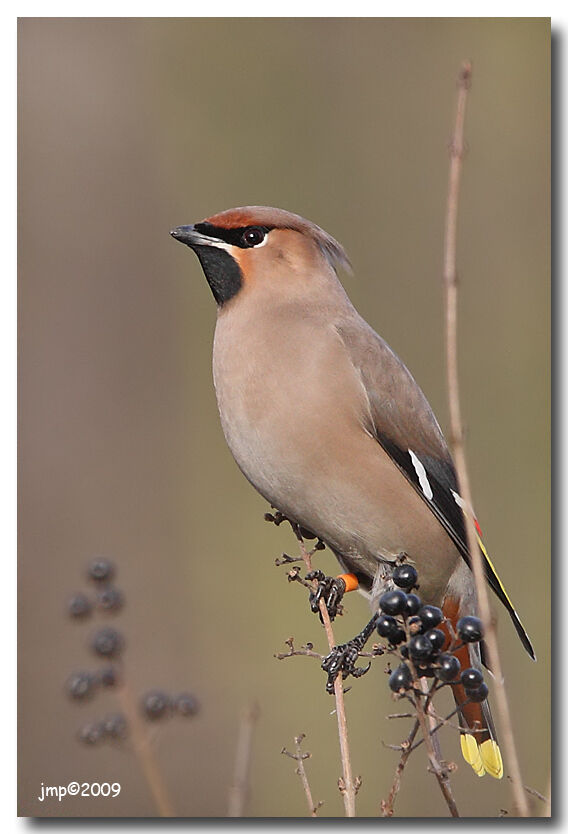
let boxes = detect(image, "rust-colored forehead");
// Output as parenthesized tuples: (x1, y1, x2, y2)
(204, 205, 306, 230)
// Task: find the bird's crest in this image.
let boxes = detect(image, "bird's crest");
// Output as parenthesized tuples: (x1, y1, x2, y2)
(204, 206, 352, 274)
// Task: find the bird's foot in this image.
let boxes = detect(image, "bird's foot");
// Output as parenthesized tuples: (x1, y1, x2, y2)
(320, 614, 379, 693)
(306, 570, 348, 622)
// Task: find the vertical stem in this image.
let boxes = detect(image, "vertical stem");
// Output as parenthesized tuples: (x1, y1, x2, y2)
(443, 61, 529, 817)
(227, 701, 260, 816)
(298, 536, 356, 816)
(413, 688, 460, 817)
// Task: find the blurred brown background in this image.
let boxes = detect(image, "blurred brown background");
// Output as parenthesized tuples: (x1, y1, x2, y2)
(18, 18, 550, 818)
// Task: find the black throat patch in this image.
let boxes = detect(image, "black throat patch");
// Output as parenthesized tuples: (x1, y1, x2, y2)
(192, 246, 243, 306)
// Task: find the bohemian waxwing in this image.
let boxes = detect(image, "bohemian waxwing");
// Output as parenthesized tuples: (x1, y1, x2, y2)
(171, 206, 534, 780)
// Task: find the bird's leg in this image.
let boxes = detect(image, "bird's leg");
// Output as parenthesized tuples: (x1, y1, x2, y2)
(320, 613, 380, 694)
(305, 570, 358, 622)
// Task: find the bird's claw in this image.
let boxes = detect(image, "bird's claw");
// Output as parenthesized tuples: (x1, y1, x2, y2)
(306, 570, 346, 622)
(321, 641, 372, 693)
(319, 614, 379, 693)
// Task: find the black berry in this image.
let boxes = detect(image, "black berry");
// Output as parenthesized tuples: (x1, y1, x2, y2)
(175, 693, 200, 717)
(425, 628, 446, 654)
(68, 593, 92, 618)
(390, 627, 407, 646)
(393, 564, 418, 590)
(435, 653, 461, 682)
(142, 690, 170, 720)
(103, 713, 128, 739)
(405, 594, 422, 616)
(418, 605, 443, 630)
(379, 590, 408, 616)
(78, 721, 105, 745)
(468, 682, 489, 702)
(408, 634, 433, 661)
(376, 614, 399, 640)
(460, 667, 484, 690)
(97, 587, 124, 612)
(457, 616, 484, 643)
(91, 627, 124, 658)
(389, 663, 413, 693)
(88, 558, 115, 583)
(67, 671, 96, 700)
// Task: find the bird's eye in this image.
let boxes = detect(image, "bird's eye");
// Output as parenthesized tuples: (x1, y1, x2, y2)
(242, 227, 266, 247)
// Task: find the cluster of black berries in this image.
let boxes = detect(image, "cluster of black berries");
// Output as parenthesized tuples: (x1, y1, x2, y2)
(141, 690, 200, 721)
(377, 564, 488, 702)
(78, 713, 128, 745)
(66, 558, 125, 707)
(67, 665, 119, 701)
(68, 558, 125, 618)
(66, 558, 200, 746)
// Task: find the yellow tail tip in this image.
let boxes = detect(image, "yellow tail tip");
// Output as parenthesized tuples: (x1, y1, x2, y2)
(480, 739, 504, 779)
(460, 734, 485, 777)
(460, 735, 503, 779)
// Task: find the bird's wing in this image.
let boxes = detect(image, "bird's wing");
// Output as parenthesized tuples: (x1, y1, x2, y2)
(335, 316, 535, 660)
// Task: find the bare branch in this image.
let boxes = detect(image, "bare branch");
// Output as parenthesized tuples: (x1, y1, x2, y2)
(404, 665, 459, 816)
(274, 636, 323, 661)
(381, 721, 420, 816)
(282, 733, 324, 816)
(442, 61, 529, 816)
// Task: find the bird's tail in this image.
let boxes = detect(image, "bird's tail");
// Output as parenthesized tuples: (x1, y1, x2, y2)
(442, 597, 503, 779)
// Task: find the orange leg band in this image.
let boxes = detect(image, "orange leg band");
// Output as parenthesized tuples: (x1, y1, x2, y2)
(337, 573, 359, 592)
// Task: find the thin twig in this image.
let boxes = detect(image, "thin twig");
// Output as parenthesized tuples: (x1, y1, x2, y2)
(506, 775, 548, 804)
(382, 679, 465, 816)
(227, 701, 261, 817)
(116, 680, 175, 817)
(402, 652, 458, 816)
(419, 676, 443, 761)
(408, 704, 469, 752)
(442, 61, 529, 817)
(388, 626, 460, 815)
(381, 720, 420, 816)
(296, 532, 357, 817)
(412, 684, 459, 816)
(274, 636, 323, 661)
(282, 734, 323, 816)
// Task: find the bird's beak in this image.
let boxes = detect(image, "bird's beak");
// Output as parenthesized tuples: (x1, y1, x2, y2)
(170, 224, 233, 253)
(170, 225, 200, 247)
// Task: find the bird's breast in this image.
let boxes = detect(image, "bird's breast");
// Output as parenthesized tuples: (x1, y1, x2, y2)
(211, 308, 358, 505)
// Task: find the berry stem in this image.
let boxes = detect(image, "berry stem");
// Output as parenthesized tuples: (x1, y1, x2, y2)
(116, 678, 175, 817)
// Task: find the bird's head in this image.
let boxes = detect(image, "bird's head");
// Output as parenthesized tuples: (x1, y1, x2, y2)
(170, 206, 350, 307)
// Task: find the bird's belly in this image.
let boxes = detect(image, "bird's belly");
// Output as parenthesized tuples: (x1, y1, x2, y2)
(212, 318, 458, 606)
